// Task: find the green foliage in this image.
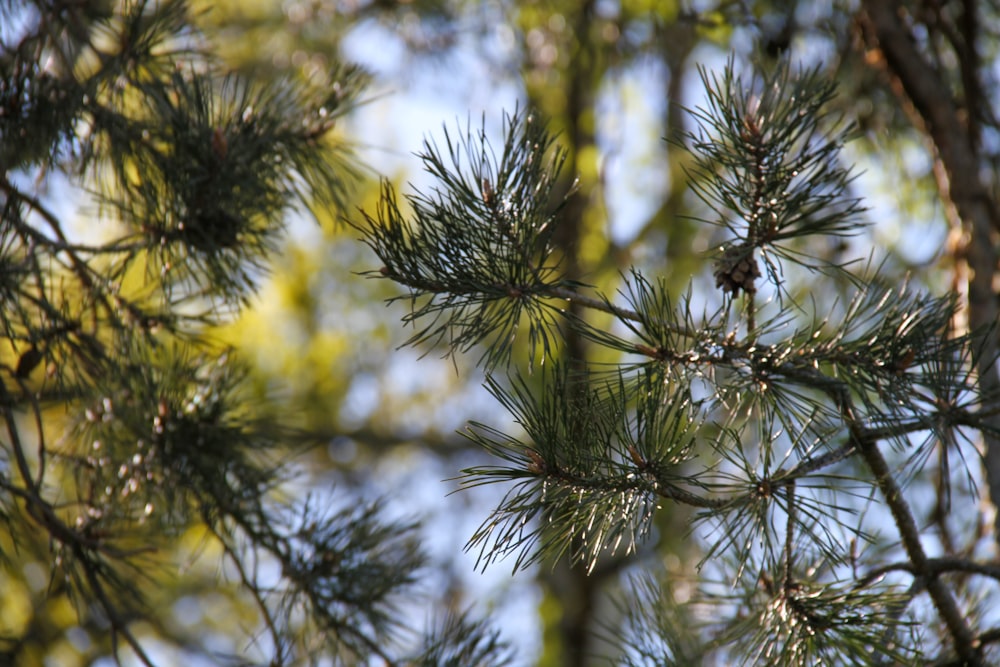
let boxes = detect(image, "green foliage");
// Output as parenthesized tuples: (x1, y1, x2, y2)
(95, 62, 365, 306)
(462, 367, 702, 574)
(264, 497, 427, 662)
(354, 109, 579, 369)
(8, 0, 1000, 664)
(684, 60, 867, 295)
(414, 612, 516, 667)
(72, 345, 282, 530)
(0, 2, 511, 665)
(359, 60, 1000, 665)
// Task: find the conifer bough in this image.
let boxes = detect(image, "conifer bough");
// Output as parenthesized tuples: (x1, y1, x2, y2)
(1, 2, 512, 665)
(358, 61, 999, 666)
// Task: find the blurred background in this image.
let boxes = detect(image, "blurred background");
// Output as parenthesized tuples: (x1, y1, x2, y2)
(3, 0, 965, 665)
(188, 1, 952, 664)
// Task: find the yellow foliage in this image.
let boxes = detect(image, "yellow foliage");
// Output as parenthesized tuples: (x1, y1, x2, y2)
(177, 523, 226, 563)
(537, 589, 566, 667)
(576, 143, 600, 188)
(0, 571, 31, 637)
(579, 198, 610, 272)
(697, 10, 734, 44)
(48, 594, 79, 629)
(622, 0, 679, 21)
(34, 639, 84, 667)
(191, 0, 274, 20)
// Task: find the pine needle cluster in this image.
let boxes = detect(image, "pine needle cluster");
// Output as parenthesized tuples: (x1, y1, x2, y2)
(359, 60, 1000, 665)
(1, 2, 510, 665)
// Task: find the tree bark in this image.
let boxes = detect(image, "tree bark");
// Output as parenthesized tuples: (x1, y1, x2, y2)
(858, 0, 1000, 542)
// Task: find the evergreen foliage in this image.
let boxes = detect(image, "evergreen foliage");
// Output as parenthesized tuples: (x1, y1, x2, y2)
(1, 1, 507, 664)
(358, 61, 1000, 665)
(5, 0, 1000, 665)
(358, 110, 577, 370)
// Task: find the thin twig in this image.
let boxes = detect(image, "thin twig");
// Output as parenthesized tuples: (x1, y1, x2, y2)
(783, 480, 797, 590)
(832, 384, 981, 665)
(77, 548, 157, 667)
(860, 557, 1000, 586)
(543, 284, 699, 339)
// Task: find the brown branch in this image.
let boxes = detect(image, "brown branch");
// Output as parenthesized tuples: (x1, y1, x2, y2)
(534, 461, 728, 510)
(980, 626, 1000, 646)
(78, 554, 157, 667)
(543, 284, 698, 339)
(860, 556, 1000, 587)
(832, 383, 981, 664)
(782, 481, 797, 591)
(957, 0, 982, 148)
(858, 0, 1000, 545)
(1, 176, 100, 293)
(202, 520, 287, 664)
(0, 451, 157, 664)
(378, 268, 699, 340)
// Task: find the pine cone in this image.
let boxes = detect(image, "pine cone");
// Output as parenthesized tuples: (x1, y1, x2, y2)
(713, 244, 761, 295)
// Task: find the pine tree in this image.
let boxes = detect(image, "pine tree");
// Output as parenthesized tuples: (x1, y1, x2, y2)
(1, 2, 509, 664)
(356, 60, 1000, 665)
(7, 0, 1000, 665)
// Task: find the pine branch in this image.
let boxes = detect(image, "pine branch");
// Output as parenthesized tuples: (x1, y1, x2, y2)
(2, 2, 514, 665)
(860, 0, 1000, 545)
(860, 557, 1000, 585)
(830, 383, 981, 664)
(364, 58, 1000, 664)
(354, 109, 579, 369)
